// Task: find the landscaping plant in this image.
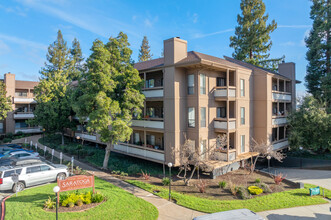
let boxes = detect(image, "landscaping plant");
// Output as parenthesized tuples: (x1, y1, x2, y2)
(248, 186, 263, 195)
(229, 182, 238, 196)
(237, 187, 252, 200)
(256, 183, 272, 193)
(218, 181, 227, 189)
(127, 164, 141, 175)
(255, 178, 261, 183)
(196, 180, 207, 193)
(273, 173, 287, 185)
(44, 197, 56, 209)
(162, 177, 170, 186)
(140, 170, 150, 180)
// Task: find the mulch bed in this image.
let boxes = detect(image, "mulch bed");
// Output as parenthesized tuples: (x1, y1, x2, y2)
(44, 200, 105, 213)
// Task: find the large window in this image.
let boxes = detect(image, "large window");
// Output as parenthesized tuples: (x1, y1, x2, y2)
(216, 77, 226, 87)
(200, 74, 206, 94)
(188, 107, 195, 128)
(240, 79, 245, 97)
(240, 135, 245, 153)
(217, 107, 226, 118)
(240, 107, 245, 125)
(200, 107, 206, 127)
(188, 74, 194, 95)
(145, 79, 154, 88)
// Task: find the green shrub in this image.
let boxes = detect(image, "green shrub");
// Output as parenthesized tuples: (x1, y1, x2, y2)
(91, 193, 104, 203)
(256, 183, 272, 193)
(248, 186, 263, 195)
(15, 131, 24, 137)
(162, 177, 170, 186)
(82, 191, 92, 204)
(76, 199, 83, 207)
(218, 181, 227, 189)
(68, 202, 75, 208)
(5, 132, 14, 139)
(3, 138, 12, 143)
(44, 197, 55, 209)
(127, 164, 141, 174)
(120, 172, 128, 176)
(255, 178, 261, 183)
(237, 187, 252, 200)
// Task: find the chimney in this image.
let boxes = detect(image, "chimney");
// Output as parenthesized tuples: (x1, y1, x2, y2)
(163, 37, 187, 65)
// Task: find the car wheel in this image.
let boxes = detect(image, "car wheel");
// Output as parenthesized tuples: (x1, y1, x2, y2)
(12, 182, 25, 193)
(57, 173, 66, 180)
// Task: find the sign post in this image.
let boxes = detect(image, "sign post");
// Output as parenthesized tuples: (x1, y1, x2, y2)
(11, 173, 19, 197)
(60, 152, 63, 165)
(44, 146, 47, 157)
(35, 143, 38, 151)
(51, 149, 54, 162)
(30, 141, 33, 149)
(71, 157, 74, 176)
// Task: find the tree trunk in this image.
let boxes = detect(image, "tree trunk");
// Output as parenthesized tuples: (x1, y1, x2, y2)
(102, 142, 112, 169)
(185, 166, 197, 186)
(61, 132, 65, 146)
(249, 48, 253, 59)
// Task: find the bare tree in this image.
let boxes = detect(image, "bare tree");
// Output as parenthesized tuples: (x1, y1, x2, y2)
(249, 138, 285, 174)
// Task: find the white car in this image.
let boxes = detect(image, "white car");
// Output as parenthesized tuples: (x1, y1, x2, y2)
(1, 151, 39, 160)
(0, 162, 68, 192)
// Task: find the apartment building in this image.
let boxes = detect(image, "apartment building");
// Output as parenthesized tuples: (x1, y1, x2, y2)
(72, 37, 298, 177)
(0, 73, 40, 135)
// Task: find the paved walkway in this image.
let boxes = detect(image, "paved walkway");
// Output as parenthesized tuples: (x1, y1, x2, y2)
(14, 135, 204, 220)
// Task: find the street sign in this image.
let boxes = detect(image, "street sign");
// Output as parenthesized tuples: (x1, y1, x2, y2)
(60, 152, 63, 164)
(52, 149, 54, 156)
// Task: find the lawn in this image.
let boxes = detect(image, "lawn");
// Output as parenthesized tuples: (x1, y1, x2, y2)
(5, 177, 158, 220)
(126, 180, 331, 213)
(39, 134, 164, 176)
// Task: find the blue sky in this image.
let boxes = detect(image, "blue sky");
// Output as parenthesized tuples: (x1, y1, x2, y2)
(0, 0, 312, 95)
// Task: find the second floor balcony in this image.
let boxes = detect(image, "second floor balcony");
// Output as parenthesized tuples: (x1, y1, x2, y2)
(214, 118, 236, 130)
(131, 118, 164, 130)
(214, 86, 236, 99)
(13, 112, 34, 119)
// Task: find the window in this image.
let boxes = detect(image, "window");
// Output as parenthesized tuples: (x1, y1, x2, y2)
(240, 135, 245, 153)
(26, 166, 41, 174)
(272, 128, 278, 142)
(17, 153, 30, 158)
(134, 133, 139, 144)
(217, 107, 226, 118)
(188, 107, 195, 127)
(240, 79, 245, 97)
(200, 74, 206, 94)
(200, 140, 207, 160)
(41, 165, 51, 171)
(147, 135, 155, 146)
(216, 77, 226, 87)
(200, 107, 206, 127)
(188, 74, 194, 95)
(240, 107, 245, 125)
(146, 79, 154, 88)
(4, 169, 22, 178)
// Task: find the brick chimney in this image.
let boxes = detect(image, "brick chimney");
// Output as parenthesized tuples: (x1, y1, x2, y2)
(163, 37, 187, 66)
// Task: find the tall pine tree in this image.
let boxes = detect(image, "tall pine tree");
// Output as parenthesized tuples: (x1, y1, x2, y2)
(69, 38, 84, 81)
(305, 0, 331, 110)
(33, 30, 74, 144)
(230, 0, 284, 71)
(0, 81, 12, 121)
(138, 36, 152, 62)
(72, 32, 145, 169)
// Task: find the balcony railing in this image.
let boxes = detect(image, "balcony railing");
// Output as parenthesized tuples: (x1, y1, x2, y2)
(131, 118, 164, 129)
(214, 86, 236, 99)
(272, 92, 291, 101)
(15, 127, 42, 134)
(272, 117, 287, 125)
(212, 149, 236, 162)
(114, 143, 164, 162)
(214, 118, 236, 130)
(13, 112, 34, 119)
(13, 97, 37, 104)
(75, 132, 97, 141)
(272, 139, 289, 150)
(142, 87, 163, 98)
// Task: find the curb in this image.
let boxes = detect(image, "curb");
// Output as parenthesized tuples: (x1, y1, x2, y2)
(1, 194, 13, 220)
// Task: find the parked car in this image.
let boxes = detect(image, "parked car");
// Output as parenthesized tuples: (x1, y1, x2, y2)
(0, 144, 22, 149)
(0, 149, 35, 158)
(0, 151, 39, 160)
(0, 158, 42, 167)
(0, 147, 14, 154)
(0, 162, 68, 192)
(193, 209, 264, 220)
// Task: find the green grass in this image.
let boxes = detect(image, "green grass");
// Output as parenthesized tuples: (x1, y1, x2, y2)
(6, 177, 158, 220)
(126, 180, 331, 213)
(38, 134, 165, 176)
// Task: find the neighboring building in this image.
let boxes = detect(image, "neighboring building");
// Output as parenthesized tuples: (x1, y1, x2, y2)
(71, 37, 299, 177)
(0, 73, 40, 135)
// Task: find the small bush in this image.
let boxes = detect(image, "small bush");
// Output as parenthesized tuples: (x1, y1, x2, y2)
(91, 193, 104, 203)
(237, 187, 252, 200)
(140, 170, 150, 180)
(76, 199, 83, 207)
(248, 186, 263, 195)
(255, 178, 261, 183)
(229, 182, 238, 196)
(3, 138, 12, 143)
(120, 172, 128, 176)
(218, 181, 227, 189)
(15, 131, 24, 137)
(44, 197, 55, 209)
(5, 132, 14, 139)
(196, 180, 207, 193)
(128, 164, 141, 174)
(273, 173, 287, 185)
(68, 202, 75, 208)
(162, 177, 170, 186)
(111, 170, 121, 175)
(256, 183, 272, 193)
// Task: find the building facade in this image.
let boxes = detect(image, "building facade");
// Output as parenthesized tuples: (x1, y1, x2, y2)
(0, 73, 40, 135)
(71, 37, 298, 176)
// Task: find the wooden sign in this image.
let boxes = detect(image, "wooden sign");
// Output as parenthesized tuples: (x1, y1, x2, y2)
(57, 175, 95, 193)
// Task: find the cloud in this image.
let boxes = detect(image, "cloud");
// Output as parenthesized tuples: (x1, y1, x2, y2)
(192, 13, 198, 24)
(192, 28, 234, 39)
(300, 29, 310, 46)
(144, 16, 158, 28)
(0, 40, 11, 55)
(278, 25, 311, 29)
(0, 33, 47, 50)
(0, 5, 27, 16)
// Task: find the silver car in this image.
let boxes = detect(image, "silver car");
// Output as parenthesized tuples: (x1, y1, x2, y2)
(1, 151, 39, 160)
(0, 162, 68, 192)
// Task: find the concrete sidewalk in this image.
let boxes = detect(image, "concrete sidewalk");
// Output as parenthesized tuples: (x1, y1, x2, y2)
(17, 135, 204, 220)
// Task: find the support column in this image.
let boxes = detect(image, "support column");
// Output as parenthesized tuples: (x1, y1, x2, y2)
(144, 130, 147, 148)
(277, 78, 279, 91)
(227, 132, 230, 162)
(144, 72, 146, 88)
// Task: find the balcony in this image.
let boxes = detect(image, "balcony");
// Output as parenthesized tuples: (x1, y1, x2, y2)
(272, 92, 291, 102)
(75, 132, 97, 141)
(273, 139, 289, 150)
(214, 87, 236, 99)
(13, 112, 34, 119)
(272, 117, 287, 125)
(15, 127, 42, 134)
(131, 119, 164, 129)
(114, 143, 164, 162)
(14, 97, 37, 104)
(142, 87, 163, 98)
(214, 118, 236, 130)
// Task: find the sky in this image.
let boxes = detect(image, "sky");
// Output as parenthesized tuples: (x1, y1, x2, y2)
(0, 0, 313, 95)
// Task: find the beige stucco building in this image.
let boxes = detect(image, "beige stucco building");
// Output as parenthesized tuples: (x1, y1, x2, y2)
(0, 73, 40, 135)
(71, 37, 298, 177)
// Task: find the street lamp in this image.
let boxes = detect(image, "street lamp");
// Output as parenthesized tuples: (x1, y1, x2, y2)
(267, 155, 271, 173)
(167, 162, 172, 201)
(76, 136, 81, 160)
(53, 186, 60, 220)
